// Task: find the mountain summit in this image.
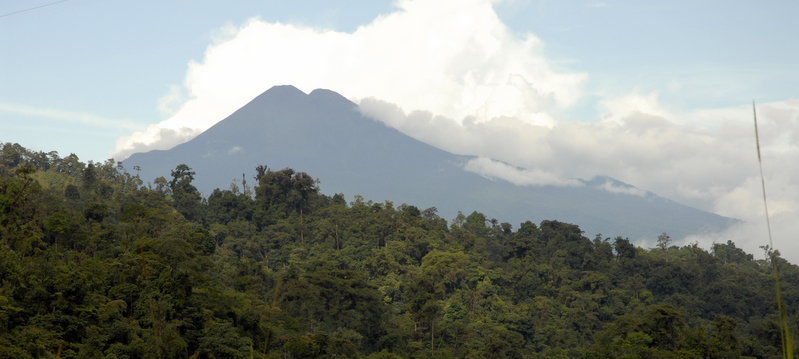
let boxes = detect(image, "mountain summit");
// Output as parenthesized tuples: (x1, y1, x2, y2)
(124, 85, 737, 240)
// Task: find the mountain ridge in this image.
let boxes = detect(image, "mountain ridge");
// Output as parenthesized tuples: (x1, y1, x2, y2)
(124, 85, 738, 241)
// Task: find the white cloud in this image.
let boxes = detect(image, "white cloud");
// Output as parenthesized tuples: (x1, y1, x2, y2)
(596, 180, 647, 197)
(227, 146, 243, 155)
(597, 89, 672, 125)
(157, 84, 190, 118)
(463, 157, 583, 187)
(113, 125, 201, 160)
(113, 0, 585, 159)
(683, 211, 799, 263)
(0, 102, 140, 130)
(361, 91, 799, 261)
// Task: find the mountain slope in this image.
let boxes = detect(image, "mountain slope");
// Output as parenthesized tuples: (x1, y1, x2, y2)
(124, 85, 737, 241)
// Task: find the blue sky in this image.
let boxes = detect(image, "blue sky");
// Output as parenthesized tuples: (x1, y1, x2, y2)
(503, 1, 798, 113)
(2, 0, 799, 256)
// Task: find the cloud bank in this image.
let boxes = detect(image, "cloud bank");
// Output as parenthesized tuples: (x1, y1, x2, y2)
(114, 0, 799, 261)
(361, 93, 799, 261)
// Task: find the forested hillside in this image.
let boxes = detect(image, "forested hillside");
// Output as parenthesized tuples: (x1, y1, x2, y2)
(0, 142, 796, 359)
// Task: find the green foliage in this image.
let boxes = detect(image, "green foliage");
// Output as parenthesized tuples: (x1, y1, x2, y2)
(0, 142, 798, 358)
(170, 164, 204, 222)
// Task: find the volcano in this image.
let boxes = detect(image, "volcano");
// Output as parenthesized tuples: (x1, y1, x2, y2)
(124, 85, 738, 241)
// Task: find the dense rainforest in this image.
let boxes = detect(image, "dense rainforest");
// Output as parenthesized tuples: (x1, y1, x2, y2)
(0, 141, 797, 359)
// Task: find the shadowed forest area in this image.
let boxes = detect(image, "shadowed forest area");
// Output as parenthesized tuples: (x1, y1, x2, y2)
(0, 142, 796, 359)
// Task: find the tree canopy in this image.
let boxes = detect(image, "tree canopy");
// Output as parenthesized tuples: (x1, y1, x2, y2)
(0, 142, 796, 359)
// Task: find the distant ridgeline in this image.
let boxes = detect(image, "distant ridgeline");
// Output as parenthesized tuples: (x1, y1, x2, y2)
(0, 141, 794, 358)
(124, 85, 738, 243)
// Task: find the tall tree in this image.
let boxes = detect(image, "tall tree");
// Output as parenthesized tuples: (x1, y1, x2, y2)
(169, 164, 204, 222)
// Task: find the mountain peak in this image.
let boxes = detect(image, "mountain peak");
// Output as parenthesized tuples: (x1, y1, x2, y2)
(246, 86, 356, 111)
(309, 88, 338, 97)
(246, 85, 309, 106)
(263, 84, 306, 96)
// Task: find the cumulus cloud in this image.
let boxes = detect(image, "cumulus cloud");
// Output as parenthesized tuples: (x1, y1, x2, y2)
(597, 89, 672, 125)
(113, 0, 584, 159)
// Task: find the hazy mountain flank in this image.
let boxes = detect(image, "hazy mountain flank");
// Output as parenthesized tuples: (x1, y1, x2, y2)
(124, 85, 738, 241)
